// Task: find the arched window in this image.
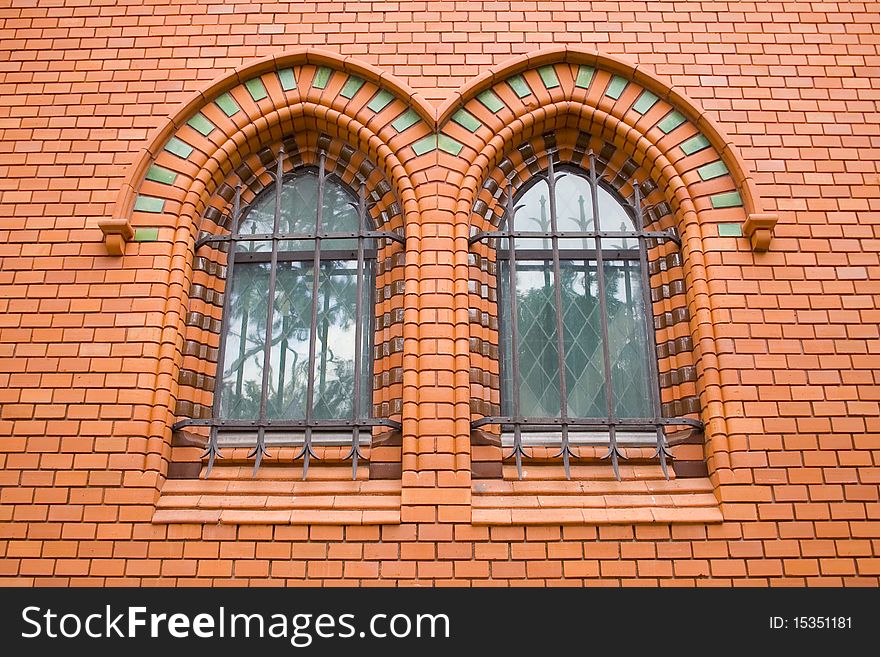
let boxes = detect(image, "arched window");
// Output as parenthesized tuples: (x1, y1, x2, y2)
(473, 155, 699, 479)
(182, 151, 403, 478)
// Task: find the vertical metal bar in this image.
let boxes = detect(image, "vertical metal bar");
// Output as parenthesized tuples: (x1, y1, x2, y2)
(546, 157, 573, 479)
(589, 151, 623, 480)
(250, 148, 284, 474)
(345, 181, 368, 480)
(503, 182, 527, 479)
(204, 185, 243, 476)
(633, 181, 671, 478)
(297, 152, 326, 478)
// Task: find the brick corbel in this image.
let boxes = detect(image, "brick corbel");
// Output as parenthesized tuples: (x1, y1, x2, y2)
(742, 213, 778, 252)
(98, 218, 135, 256)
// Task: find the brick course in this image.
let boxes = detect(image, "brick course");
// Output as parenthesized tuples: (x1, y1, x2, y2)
(1, 1, 879, 586)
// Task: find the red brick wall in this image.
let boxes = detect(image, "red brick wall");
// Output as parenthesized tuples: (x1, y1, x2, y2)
(1, 2, 879, 585)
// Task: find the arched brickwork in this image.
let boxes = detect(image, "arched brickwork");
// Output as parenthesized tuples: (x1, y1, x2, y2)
(465, 130, 702, 479)
(443, 48, 772, 485)
(108, 49, 433, 231)
(104, 46, 769, 508)
(438, 49, 767, 220)
(101, 50, 429, 481)
(172, 135, 407, 481)
(6, 5, 880, 587)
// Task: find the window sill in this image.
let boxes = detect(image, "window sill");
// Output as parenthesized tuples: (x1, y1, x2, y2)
(472, 474, 722, 525)
(152, 479, 401, 525)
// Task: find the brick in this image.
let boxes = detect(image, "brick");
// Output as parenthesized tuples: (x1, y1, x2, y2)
(1, 5, 877, 590)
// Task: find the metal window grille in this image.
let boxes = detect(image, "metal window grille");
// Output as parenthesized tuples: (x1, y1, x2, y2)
(469, 153, 703, 480)
(173, 149, 404, 479)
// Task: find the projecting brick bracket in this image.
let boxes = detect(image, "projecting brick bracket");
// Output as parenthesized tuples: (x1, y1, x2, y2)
(98, 218, 134, 256)
(742, 213, 778, 252)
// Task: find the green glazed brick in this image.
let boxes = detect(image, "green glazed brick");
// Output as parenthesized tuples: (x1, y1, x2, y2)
(186, 112, 215, 137)
(215, 93, 240, 117)
(164, 137, 193, 159)
(681, 134, 711, 155)
(145, 164, 177, 185)
(340, 76, 365, 99)
(391, 109, 420, 133)
(507, 75, 531, 98)
(605, 75, 627, 99)
(278, 68, 296, 91)
(698, 160, 729, 181)
(575, 66, 594, 89)
(312, 66, 332, 89)
(438, 134, 463, 156)
(657, 111, 686, 134)
(244, 77, 268, 101)
(537, 66, 560, 89)
(477, 89, 505, 113)
(717, 223, 743, 237)
(412, 134, 438, 156)
(133, 228, 160, 242)
(632, 90, 659, 115)
(134, 195, 165, 214)
(710, 191, 743, 209)
(451, 109, 481, 133)
(367, 90, 394, 113)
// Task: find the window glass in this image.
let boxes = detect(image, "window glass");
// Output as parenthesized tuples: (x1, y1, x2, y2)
(606, 259, 651, 418)
(218, 172, 372, 423)
(236, 171, 360, 251)
(513, 171, 636, 251)
(219, 261, 271, 420)
(500, 168, 652, 421)
(513, 178, 551, 249)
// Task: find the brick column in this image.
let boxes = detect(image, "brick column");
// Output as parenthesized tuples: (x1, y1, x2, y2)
(400, 153, 473, 561)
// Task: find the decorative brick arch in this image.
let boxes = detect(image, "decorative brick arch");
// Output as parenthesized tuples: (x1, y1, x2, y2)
(101, 48, 435, 250)
(101, 49, 434, 479)
(438, 47, 776, 248)
(172, 135, 410, 481)
(105, 45, 772, 496)
(441, 48, 777, 484)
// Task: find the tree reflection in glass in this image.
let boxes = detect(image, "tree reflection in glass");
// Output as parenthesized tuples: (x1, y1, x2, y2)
(218, 170, 372, 422)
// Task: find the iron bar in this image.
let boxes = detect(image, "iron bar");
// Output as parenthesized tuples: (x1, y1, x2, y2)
(588, 151, 625, 480)
(470, 416, 701, 430)
(500, 182, 528, 479)
(196, 230, 403, 250)
(173, 417, 402, 431)
(202, 184, 243, 476)
(294, 152, 326, 479)
(344, 182, 368, 480)
(234, 249, 377, 264)
(546, 157, 575, 479)
(469, 228, 680, 247)
(497, 248, 638, 261)
(250, 148, 285, 474)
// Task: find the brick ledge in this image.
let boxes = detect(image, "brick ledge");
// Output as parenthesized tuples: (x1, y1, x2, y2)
(472, 477, 722, 525)
(153, 480, 401, 525)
